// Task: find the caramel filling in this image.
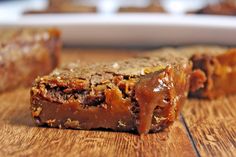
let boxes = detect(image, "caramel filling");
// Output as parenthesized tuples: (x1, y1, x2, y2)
(135, 65, 190, 134)
(135, 66, 175, 134)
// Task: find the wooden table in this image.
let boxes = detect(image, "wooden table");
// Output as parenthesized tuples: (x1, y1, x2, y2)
(0, 48, 235, 157)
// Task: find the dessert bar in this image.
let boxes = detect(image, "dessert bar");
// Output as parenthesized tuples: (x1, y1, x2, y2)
(31, 52, 195, 134)
(190, 49, 236, 99)
(0, 28, 61, 92)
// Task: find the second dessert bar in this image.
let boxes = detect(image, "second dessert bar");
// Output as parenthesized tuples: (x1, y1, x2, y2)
(0, 28, 61, 92)
(190, 48, 236, 99)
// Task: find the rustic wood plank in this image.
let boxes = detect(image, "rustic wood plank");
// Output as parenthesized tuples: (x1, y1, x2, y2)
(0, 48, 196, 157)
(183, 97, 236, 157)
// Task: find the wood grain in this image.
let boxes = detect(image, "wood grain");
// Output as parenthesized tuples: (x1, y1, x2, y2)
(183, 97, 236, 157)
(0, 48, 196, 157)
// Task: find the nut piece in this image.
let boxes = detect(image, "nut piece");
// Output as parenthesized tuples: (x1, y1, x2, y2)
(32, 107, 42, 117)
(64, 119, 80, 129)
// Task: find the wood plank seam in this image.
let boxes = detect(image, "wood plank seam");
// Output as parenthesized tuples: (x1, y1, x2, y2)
(180, 114, 201, 157)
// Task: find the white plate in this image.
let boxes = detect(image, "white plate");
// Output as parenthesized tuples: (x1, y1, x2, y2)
(1, 13, 236, 47)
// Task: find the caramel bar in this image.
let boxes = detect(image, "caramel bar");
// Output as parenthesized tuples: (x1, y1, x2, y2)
(191, 1, 236, 16)
(47, 0, 97, 13)
(0, 28, 61, 92)
(30, 52, 195, 134)
(190, 49, 236, 99)
(119, 3, 164, 13)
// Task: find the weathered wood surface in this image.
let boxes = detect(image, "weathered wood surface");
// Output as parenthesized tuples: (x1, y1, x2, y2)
(183, 97, 236, 157)
(0, 48, 235, 157)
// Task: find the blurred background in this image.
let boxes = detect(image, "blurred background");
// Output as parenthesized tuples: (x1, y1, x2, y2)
(0, 0, 236, 47)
